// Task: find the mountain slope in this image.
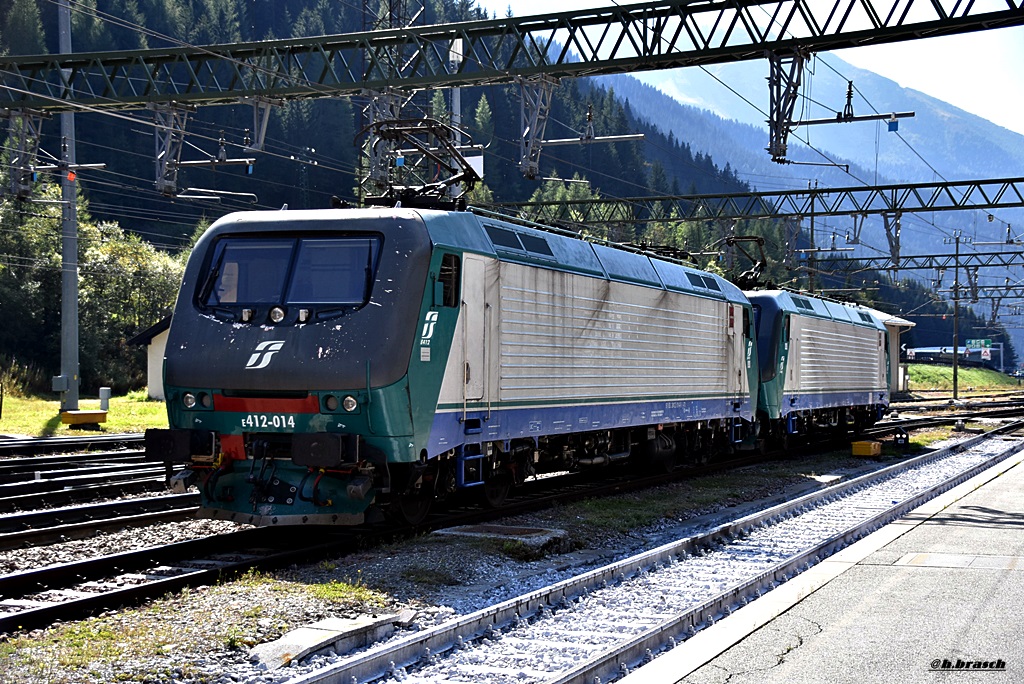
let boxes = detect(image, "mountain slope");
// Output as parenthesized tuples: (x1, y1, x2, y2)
(601, 60, 1024, 260)
(628, 56, 1024, 183)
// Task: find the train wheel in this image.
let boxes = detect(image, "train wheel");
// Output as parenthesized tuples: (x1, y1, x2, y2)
(392, 491, 432, 526)
(389, 463, 435, 526)
(480, 469, 511, 508)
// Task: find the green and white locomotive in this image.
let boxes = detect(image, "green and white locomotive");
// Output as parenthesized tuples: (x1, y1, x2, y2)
(747, 291, 891, 445)
(146, 207, 763, 525)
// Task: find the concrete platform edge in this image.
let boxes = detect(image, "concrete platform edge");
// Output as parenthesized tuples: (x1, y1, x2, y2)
(618, 448, 1024, 684)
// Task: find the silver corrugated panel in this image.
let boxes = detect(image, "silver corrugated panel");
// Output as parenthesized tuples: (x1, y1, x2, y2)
(497, 263, 734, 402)
(789, 315, 883, 392)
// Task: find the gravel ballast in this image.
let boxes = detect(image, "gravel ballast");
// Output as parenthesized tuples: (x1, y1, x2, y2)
(0, 449, 936, 684)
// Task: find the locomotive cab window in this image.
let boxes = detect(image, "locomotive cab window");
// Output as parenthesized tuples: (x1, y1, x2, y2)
(438, 253, 461, 307)
(287, 238, 378, 305)
(199, 235, 382, 312)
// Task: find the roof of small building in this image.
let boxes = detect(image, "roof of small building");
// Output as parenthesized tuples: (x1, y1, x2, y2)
(127, 316, 171, 346)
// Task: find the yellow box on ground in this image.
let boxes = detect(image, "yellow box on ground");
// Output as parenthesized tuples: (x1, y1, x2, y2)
(61, 410, 107, 425)
(851, 440, 881, 457)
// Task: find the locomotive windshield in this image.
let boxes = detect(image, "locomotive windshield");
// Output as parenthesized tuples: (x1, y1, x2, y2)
(199, 236, 382, 308)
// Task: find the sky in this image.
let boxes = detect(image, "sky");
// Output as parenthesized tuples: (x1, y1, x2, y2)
(474, 0, 1024, 137)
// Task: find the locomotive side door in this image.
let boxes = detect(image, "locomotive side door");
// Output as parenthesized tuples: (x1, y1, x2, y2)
(726, 303, 748, 395)
(462, 255, 487, 402)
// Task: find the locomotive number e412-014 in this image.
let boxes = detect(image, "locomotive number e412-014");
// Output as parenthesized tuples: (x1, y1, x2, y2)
(240, 414, 297, 429)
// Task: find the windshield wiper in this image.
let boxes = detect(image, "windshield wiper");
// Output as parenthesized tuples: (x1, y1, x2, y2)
(198, 250, 226, 305)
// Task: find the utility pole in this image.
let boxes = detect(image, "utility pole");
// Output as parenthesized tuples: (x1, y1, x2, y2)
(944, 231, 971, 401)
(449, 39, 463, 200)
(57, 0, 79, 412)
(807, 180, 816, 291)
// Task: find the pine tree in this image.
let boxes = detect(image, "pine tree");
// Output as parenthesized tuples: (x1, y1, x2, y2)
(2, 0, 46, 55)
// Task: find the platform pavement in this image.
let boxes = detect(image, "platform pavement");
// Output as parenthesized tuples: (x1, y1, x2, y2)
(620, 446, 1024, 684)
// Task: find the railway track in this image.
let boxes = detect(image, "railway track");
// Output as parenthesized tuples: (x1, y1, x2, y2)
(0, 415, 1008, 638)
(0, 434, 143, 457)
(0, 493, 199, 550)
(0, 449, 146, 473)
(0, 447, 178, 514)
(0, 526, 346, 634)
(866, 404, 1024, 438)
(283, 422, 1024, 684)
(0, 476, 173, 514)
(0, 451, 775, 634)
(0, 462, 173, 503)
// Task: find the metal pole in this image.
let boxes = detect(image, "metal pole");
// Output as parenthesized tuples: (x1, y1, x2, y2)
(449, 40, 463, 199)
(952, 232, 960, 401)
(807, 181, 815, 292)
(58, 0, 79, 411)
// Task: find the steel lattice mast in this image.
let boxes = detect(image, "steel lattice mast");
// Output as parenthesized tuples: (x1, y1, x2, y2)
(488, 177, 1024, 223)
(0, 0, 1021, 112)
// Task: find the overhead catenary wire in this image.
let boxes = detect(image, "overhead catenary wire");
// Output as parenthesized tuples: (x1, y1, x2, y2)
(7, 0, 1009, 270)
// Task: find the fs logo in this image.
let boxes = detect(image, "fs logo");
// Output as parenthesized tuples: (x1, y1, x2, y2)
(246, 340, 285, 370)
(420, 311, 439, 343)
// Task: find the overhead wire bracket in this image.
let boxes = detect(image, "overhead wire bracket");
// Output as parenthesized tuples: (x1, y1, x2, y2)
(150, 102, 194, 196)
(541, 102, 645, 147)
(766, 49, 807, 164)
(518, 75, 559, 180)
(882, 212, 902, 278)
(967, 267, 979, 303)
(176, 130, 256, 172)
(793, 81, 915, 127)
(846, 213, 867, 245)
(4, 109, 47, 199)
(240, 96, 283, 152)
(150, 103, 255, 196)
(767, 54, 914, 164)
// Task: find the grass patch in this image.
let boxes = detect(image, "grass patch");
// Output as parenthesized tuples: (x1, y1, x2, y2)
(908, 364, 1020, 392)
(234, 567, 277, 587)
(400, 565, 461, 586)
(909, 427, 956, 447)
(307, 577, 389, 607)
(0, 567, 395, 684)
(0, 615, 194, 683)
(0, 389, 167, 437)
(497, 540, 549, 562)
(569, 490, 685, 534)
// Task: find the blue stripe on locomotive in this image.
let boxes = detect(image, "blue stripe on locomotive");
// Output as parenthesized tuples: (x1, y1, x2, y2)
(427, 395, 755, 454)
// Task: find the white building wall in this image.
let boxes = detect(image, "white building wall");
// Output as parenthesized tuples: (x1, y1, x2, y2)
(147, 329, 169, 401)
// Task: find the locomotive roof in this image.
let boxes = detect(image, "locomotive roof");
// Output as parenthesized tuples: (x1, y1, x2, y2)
(745, 290, 888, 330)
(201, 207, 747, 305)
(419, 209, 749, 305)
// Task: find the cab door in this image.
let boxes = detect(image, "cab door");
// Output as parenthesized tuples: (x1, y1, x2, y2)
(462, 256, 486, 402)
(726, 302, 746, 396)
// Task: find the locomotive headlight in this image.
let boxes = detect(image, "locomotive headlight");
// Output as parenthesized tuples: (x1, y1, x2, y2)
(269, 306, 286, 323)
(342, 395, 358, 412)
(324, 395, 339, 411)
(183, 392, 198, 409)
